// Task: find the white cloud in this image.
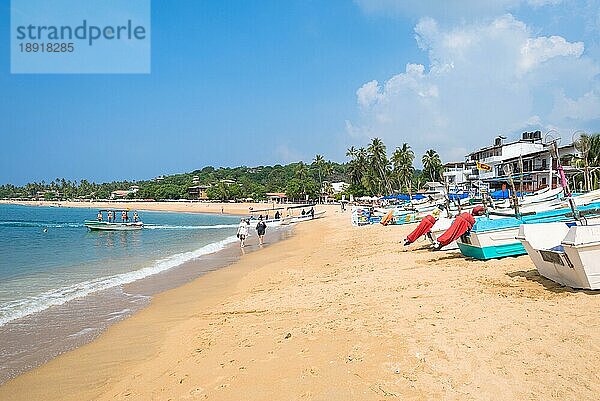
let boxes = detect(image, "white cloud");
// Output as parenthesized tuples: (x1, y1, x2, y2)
(519, 36, 584, 73)
(553, 90, 600, 121)
(348, 14, 600, 163)
(356, 80, 381, 108)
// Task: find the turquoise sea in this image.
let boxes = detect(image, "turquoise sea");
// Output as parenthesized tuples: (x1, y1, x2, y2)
(0, 204, 244, 382)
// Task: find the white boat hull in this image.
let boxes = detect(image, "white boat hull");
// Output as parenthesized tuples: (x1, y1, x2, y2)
(291, 210, 326, 223)
(84, 221, 143, 231)
(429, 217, 458, 250)
(517, 223, 600, 290)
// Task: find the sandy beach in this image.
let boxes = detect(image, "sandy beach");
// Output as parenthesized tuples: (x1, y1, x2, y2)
(1, 206, 599, 400)
(0, 200, 295, 216)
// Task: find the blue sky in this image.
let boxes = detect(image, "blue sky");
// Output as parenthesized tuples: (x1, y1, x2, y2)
(1, 0, 600, 185)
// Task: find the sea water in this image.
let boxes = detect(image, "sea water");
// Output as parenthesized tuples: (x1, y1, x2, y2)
(0, 204, 244, 382)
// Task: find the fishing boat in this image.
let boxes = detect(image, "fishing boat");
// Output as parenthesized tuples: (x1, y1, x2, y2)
(84, 210, 143, 231)
(516, 218, 600, 290)
(289, 206, 326, 223)
(247, 206, 291, 227)
(456, 201, 600, 260)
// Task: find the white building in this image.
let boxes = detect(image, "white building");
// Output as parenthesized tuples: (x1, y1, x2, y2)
(331, 181, 349, 194)
(457, 131, 581, 192)
(442, 162, 469, 191)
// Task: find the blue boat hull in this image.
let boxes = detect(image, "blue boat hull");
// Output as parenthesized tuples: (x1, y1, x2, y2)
(457, 241, 526, 260)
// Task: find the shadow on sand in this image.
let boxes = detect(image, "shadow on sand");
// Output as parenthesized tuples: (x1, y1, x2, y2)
(507, 269, 599, 295)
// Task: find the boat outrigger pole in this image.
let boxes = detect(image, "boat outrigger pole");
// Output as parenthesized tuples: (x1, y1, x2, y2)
(502, 164, 520, 216)
(548, 139, 578, 220)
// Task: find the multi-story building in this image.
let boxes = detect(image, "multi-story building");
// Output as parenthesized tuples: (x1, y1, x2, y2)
(443, 131, 581, 193)
(442, 161, 469, 191)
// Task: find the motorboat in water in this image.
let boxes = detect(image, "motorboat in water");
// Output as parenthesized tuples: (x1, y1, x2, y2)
(84, 209, 143, 231)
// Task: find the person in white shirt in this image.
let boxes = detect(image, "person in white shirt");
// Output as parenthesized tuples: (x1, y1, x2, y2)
(237, 218, 249, 248)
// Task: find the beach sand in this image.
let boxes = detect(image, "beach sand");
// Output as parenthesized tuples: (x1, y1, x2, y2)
(0, 200, 293, 216)
(1, 207, 599, 400)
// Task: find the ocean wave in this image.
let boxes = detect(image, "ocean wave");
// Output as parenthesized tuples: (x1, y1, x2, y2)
(143, 224, 238, 230)
(0, 235, 238, 327)
(0, 221, 83, 228)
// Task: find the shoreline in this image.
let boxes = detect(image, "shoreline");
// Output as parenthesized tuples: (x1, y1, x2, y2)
(0, 199, 305, 217)
(1, 207, 599, 400)
(0, 225, 293, 385)
(0, 203, 296, 386)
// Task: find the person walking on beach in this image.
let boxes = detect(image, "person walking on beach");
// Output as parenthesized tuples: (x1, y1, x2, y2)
(256, 217, 267, 246)
(237, 218, 249, 248)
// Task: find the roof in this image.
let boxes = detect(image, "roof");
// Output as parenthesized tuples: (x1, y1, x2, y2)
(265, 192, 286, 197)
(443, 161, 465, 167)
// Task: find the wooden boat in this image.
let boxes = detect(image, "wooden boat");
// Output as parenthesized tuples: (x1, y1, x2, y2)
(517, 221, 600, 290)
(290, 209, 326, 223)
(84, 210, 143, 231)
(457, 201, 600, 260)
(247, 206, 287, 227)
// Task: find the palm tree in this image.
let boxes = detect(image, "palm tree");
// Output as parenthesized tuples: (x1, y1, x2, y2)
(313, 154, 325, 202)
(367, 138, 392, 195)
(294, 161, 309, 198)
(346, 146, 365, 187)
(422, 149, 443, 183)
(391, 143, 415, 194)
(576, 133, 600, 190)
(346, 146, 357, 159)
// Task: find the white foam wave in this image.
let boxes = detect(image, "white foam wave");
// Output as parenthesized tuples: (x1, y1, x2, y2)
(0, 235, 238, 327)
(144, 224, 238, 230)
(0, 221, 83, 228)
(68, 327, 97, 338)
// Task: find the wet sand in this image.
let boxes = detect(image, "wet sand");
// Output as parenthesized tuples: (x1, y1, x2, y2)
(1, 208, 599, 400)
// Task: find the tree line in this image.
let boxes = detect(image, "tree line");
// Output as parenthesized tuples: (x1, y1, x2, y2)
(345, 138, 443, 196)
(0, 138, 443, 201)
(5, 134, 597, 201)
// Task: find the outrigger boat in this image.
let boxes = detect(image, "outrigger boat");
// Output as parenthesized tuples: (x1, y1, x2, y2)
(456, 201, 600, 260)
(456, 141, 600, 260)
(285, 204, 326, 223)
(84, 210, 143, 231)
(247, 206, 291, 227)
(517, 217, 600, 290)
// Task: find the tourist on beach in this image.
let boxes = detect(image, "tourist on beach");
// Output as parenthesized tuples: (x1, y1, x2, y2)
(301, 209, 306, 216)
(274, 210, 281, 220)
(237, 218, 249, 248)
(122, 211, 128, 222)
(310, 207, 315, 219)
(97, 211, 103, 221)
(133, 211, 139, 222)
(108, 211, 113, 222)
(256, 217, 267, 246)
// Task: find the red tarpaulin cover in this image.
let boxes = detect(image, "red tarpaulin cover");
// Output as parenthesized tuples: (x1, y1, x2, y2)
(405, 215, 436, 244)
(436, 212, 475, 247)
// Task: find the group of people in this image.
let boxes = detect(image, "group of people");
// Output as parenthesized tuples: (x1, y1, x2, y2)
(236, 217, 267, 248)
(301, 207, 315, 218)
(96, 210, 139, 223)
